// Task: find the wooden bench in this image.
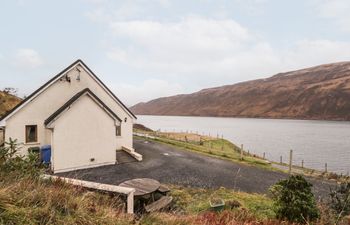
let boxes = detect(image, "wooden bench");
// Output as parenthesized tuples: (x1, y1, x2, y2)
(145, 196, 173, 213)
(157, 184, 170, 194)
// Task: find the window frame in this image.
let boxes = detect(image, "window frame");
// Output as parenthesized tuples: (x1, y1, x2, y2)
(25, 125, 38, 143)
(116, 125, 121, 137)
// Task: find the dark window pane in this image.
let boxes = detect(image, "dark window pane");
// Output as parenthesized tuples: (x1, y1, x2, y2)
(26, 125, 37, 143)
(116, 125, 121, 136)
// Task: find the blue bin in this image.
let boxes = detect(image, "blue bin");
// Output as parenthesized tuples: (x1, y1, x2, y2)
(41, 145, 51, 164)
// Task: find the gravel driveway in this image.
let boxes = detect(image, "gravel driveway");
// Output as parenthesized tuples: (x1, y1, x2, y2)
(59, 138, 335, 198)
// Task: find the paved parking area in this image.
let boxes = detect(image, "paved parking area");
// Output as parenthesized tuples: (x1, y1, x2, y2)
(58, 138, 335, 197)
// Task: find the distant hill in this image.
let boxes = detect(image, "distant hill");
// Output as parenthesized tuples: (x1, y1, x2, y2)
(0, 91, 21, 118)
(131, 61, 350, 121)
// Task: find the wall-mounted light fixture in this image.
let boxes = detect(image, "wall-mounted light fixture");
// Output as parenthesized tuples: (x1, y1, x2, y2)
(76, 66, 81, 81)
(124, 118, 127, 123)
(65, 74, 71, 83)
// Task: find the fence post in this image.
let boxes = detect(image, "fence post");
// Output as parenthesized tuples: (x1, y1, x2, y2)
(280, 155, 282, 164)
(325, 163, 328, 173)
(301, 160, 304, 168)
(289, 149, 293, 175)
(240, 144, 244, 160)
(263, 152, 265, 159)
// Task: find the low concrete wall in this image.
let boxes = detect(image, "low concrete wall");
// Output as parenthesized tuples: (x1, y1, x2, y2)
(41, 174, 135, 214)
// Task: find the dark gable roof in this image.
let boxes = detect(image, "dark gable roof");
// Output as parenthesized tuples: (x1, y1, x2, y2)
(45, 88, 122, 126)
(0, 59, 136, 122)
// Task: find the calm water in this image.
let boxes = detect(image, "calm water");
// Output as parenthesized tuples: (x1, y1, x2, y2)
(137, 115, 350, 174)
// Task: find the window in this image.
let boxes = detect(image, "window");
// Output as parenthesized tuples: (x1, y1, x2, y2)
(116, 125, 121, 136)
(25, 125, 37, 143)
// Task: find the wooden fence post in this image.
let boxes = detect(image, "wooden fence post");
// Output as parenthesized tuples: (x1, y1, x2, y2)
(280, 155, 282, 164)
(325, 163, 328, 173)
(301, 160, 304, 168)
(263, 152, 265, 159)
(289, 149, 293, 175)
(240, 144, 244, 160)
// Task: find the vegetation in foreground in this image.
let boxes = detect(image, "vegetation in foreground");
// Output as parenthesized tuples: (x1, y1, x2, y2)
(1, 139, 350, 224)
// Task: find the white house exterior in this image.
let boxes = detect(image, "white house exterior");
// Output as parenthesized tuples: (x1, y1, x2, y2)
(0, 59, 139, 173)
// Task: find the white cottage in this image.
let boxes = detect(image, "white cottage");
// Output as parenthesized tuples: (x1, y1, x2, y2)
(0, 59, 141, 173)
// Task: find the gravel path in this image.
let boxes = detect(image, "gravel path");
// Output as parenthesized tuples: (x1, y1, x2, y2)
(59, 138, 335, 198)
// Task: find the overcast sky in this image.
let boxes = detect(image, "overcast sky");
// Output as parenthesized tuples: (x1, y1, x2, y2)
(1, 0, 350, 105)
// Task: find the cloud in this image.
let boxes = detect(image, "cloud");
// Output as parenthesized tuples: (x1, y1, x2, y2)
(84, 2, 350, 103)
(13, 48, 43, 69)
(107, 16, 260, 80)
(111, 79, 184, 106)
(282, 39, 350, 69)
(316, 0, 350, 32)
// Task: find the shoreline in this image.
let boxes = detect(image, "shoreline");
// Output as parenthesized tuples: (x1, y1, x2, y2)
(133, 129, 349, 182)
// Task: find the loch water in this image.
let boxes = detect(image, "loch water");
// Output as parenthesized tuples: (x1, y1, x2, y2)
(137, 115, 350, 174)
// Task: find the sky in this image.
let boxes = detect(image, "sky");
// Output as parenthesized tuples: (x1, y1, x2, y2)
(1, 0, 350, 106)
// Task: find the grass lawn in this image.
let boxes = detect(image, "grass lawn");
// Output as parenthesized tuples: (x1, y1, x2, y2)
(170, 185, 275, 220)
(134, 130, 276, 171)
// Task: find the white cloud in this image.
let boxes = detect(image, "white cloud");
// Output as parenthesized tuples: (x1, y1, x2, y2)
(282, 39, 350, 69)
(107, 16, 260, 79)
(316, 0, 350, 32)
(84, 1, 350, 103)
(112, 79, 184, 106)
(13, 48, 43, 69)
(104, 16, 350, 102)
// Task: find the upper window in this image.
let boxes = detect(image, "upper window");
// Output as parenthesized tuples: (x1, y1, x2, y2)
(25, 125, 37, 143)
(116, 125, 121, 136)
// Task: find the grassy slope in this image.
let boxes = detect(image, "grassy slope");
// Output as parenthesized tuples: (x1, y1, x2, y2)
(0, 175, 280, 224)
(171, 185, 274, 219)
(134, 129, 348, 181)
(134, 130, 275, 171)
(0, 91, 21, 117)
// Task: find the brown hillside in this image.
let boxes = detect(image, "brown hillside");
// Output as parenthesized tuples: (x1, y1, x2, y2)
(131, 61, 350, 121)
(0, 91, 21, 117)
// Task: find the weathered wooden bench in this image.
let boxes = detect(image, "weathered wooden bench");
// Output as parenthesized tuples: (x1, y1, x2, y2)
(157, 184, 170, 194)
(145, 196, 173, 213)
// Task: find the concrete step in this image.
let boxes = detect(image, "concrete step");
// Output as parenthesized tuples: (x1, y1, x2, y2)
(116, 150, 138, 164)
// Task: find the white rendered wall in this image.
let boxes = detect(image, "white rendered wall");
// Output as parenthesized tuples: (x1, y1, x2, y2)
(52, 95, 117, 173)
(4, 64, 134, 155)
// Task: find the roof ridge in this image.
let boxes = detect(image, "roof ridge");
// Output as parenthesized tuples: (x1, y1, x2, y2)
(0, 59, 136, 124)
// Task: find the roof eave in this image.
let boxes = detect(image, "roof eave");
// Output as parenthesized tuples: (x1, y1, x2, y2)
(0, 59, 137, 124)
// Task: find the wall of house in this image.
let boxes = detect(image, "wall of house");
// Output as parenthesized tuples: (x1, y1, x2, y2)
(52, 95, 117, 173)
(4, 63, 134, 155)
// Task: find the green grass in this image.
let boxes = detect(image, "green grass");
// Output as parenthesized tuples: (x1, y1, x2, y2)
(135, 134, 276, 171)
(170, 185, 275, 220)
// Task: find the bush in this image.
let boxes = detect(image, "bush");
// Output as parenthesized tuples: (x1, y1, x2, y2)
(269, 175, 319, 223)
(0, 138, 41, 178)
(329, 182, 350, 218)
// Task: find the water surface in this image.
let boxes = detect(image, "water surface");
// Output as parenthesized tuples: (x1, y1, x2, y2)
(137, 115, 350, 174)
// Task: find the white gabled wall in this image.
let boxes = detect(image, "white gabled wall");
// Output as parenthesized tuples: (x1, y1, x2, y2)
(52, 95, 117, 173)
(4, 63, 134, 155)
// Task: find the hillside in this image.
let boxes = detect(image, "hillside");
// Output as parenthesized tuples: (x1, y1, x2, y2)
(131, 61, 350, 121)
(0, 91, 21, 117)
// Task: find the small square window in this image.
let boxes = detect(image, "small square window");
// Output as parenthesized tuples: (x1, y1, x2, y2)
(116, 125, 121, 136)
(25, 125, 37, 143)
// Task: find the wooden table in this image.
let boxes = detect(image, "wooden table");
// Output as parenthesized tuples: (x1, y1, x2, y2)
(119, 178, 160, 197)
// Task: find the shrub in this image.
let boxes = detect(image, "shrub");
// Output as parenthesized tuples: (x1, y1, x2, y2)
(269, 175, 319, 223)
(329, 182, 350, 218)
(0, 138, 41, 178)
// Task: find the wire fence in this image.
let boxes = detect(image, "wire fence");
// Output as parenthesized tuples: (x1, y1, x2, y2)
(135, 128, 349, 178)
